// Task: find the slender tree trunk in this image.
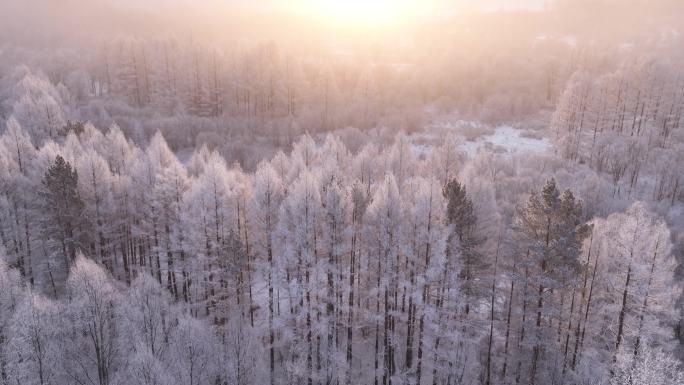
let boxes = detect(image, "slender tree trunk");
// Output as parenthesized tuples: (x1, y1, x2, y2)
(573, 249, 600, 370)
(501, 274, 515, 379)
(531, 218, 551, 384)
(612, 263, 631, 370)
(416, 191, 434, 385)
(346, 219, 356, 383)
(431, 268, 448, 385)
(486, 233, 502, 385)
(375, 245, 381, 385)
(23, 205, 33, 285)
(633, 240, 660, 358)
(613, 226, 640, 370)
(306, 264, 313, 385)
(268, 211, 275, 385)
(561, 286, 576, 375)
(515, 266, 530, 385)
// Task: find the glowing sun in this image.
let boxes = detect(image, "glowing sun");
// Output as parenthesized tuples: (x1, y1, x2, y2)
(305, 0, 418, 26)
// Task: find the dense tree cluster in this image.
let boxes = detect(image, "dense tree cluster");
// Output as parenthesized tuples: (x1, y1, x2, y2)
(0, 117, 681, 385)
(552, 57, 684, 202)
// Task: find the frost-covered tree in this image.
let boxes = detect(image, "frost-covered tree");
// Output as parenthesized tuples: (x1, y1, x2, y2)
(76, 149, 115, 269)
(277, 171, 321, 385)
(249, 161, 284, 384)
(8, 71, 67, 144)
(63, 256, 120, 385)
(575, 202, 679, 381)
(6, 292, 63, 385)
(0, 118, 37, 283)
(364, 174, 403, 384)
(610, 344, 684, 385)
(0, 250, 25, 384)
(168, 316, 218, 385)
(320, 177, 351, 384)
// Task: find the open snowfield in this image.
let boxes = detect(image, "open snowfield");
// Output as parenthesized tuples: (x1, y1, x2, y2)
(408, 112, 551, 158)
(459, 125, 551, 154)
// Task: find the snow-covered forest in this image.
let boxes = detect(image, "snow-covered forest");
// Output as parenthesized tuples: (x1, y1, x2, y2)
(1, 1, 684, 385)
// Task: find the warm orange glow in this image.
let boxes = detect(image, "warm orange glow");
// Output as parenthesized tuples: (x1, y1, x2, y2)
(300, 0, 429, 27)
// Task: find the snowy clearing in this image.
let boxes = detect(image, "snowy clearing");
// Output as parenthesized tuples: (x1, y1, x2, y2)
(460, 125, 551, 154)
(409, 118, 551, 158)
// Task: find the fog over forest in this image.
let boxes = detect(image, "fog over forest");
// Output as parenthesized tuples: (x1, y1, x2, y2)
(0, 1, 683, 385)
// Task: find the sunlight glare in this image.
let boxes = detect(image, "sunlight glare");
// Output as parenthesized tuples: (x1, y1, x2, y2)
(306, 0, 419, 26)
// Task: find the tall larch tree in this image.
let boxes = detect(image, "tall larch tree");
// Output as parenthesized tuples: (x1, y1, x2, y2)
(250, 161, 284, 385)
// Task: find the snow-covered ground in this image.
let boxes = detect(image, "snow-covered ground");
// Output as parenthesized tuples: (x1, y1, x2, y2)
(409, 118, 551, 158)
(459, 125, 551, 155)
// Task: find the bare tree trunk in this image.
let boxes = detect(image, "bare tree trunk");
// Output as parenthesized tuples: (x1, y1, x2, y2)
(346, 217, 357, 383)
(501, 274, 515, 379)
(486, 233, 502, 385)
(612, 263, 631, 373)
(633, 239, 660, 357)
(267, 207, 275, 385)
(515, 266, 530, 385)
(612, 225, 640, 371)
(573, 249, 600, 370)
(561, 286, 576, 375)
(416, 190, 434, 385)
(375, 245, 381, 385)
(306, 265, 313, 385)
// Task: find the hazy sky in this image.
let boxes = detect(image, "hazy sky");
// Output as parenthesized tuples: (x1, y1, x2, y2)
(1, 0, 682, 49)
(0, 0, 549, 46)
(118, 0, 548, 11)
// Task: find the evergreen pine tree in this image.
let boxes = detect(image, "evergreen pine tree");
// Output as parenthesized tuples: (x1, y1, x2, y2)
(514, 178, 590, 384)
(39, 155, 84, 279)
(443, 179, 482, 315)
